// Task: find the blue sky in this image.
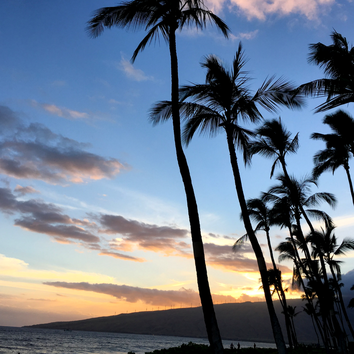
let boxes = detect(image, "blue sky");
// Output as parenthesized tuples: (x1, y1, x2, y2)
(1, 0, 354, 327)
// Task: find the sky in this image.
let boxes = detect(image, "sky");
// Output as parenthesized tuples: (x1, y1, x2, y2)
(1, 0, 354, 327)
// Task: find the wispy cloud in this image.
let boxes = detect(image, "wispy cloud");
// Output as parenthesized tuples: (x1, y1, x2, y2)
(30, 100, 89, 120)
(206, 0, 334, 20)
(230, 30, 259, 41)
(204, 243, 292, 274)
(0, 105, 128, 184)
(118, 54, 153, 82)
(14, 185, 40, 196)
(98, 250, 145, 262)
(44, 281, 236, 306)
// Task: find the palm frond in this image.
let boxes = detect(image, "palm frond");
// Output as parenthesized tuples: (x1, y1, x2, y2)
(233, 233, 249, 252)
(149, 100, 173, 125)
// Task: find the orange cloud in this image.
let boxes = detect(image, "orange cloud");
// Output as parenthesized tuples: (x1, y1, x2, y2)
(98, 251, 145, 262)
(204, 243, 292, 274)
(97, 214, 191, 256)
(44, 281, 236, 307)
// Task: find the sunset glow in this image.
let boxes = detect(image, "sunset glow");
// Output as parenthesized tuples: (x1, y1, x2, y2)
(1, 0, 354, 328)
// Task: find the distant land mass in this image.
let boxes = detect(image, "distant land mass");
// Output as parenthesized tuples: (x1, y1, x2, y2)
(27, 299, 354, 344)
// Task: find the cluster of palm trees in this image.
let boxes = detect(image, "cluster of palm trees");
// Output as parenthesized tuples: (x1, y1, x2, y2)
(86, 2, 354, 353)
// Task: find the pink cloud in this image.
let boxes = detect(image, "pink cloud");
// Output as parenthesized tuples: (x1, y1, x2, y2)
(97, 214, 191, 256)
(206, 0, 334, 20)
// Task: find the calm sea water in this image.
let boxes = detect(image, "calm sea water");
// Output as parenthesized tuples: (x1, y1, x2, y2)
(0, 326, 276, 354)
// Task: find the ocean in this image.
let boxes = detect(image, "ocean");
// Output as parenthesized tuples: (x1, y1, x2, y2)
(0, 326, 276, 354)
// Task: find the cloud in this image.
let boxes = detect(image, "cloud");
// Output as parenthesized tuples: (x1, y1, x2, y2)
(98, 250, 145, 263)
(0, 105, 22, 133)
(0, 106, 127, 184)
(230, 30, 259, 41)
(0, 254, 116, 283)
(204, 243, 291, 274)
(96, 214, 191, 256)
(206, 0, 334, 20)
(44, 281, 236, 306)
(119, 55, 153, 82)
(0, 187, 100, 244)
(235, 293, 264, 302)
(14, 185, 40, 196)
(235, 0, 334, 20)
(30, 100, 89, 120)
(0, 190, 148, 261)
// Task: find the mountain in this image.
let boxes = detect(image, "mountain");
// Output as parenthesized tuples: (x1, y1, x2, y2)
(28, 299, 354, 344)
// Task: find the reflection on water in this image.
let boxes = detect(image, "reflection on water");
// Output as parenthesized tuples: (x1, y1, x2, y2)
(0, 326, 276, 354)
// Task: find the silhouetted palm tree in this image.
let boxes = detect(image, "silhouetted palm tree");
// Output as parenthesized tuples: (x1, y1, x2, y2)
(153, 44, 303, 354)
(268, 175, 336, 236)
(276, 238, 329, 348)
(303, 303, 321, 345)
(250, 118, 299, 178)
(283, 305, 300, 344)
(308, 226, 354, 337)
(234, 196, 296, 347)
(87, 2, 229, 352)
(298, 30, 354, 112)
(268, 175, 339, 350)
(312, 110, 354, 205)
(237, 197, 277, 268)
(349, 285, 354, 308)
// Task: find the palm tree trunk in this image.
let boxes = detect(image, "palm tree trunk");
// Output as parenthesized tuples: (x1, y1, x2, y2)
(168, 29, 224, 354)
(330, 264, 354, 338)
(344, 164, 354, 206)
(225, 128, 287, 354)
(279, 159, 337, 349)
(286, 226, 329, 350)
(279, 158, 316, 233)
(266, 228, 294, 348)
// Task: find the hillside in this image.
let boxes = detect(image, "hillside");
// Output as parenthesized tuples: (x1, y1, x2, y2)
(28, 299, 352, 344)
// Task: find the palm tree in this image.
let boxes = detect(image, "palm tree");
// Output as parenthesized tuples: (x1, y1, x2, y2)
(268, 175, 339, 350)
(303, 302, 322, 345)
(235, 196, 296, 347)
(276, 238, 329, 349)
(312, 110, 354, 205)
(308, 226, 354, 338)
(267, 175, 336, 237)
(236, 197, 277, 268)
(250, 118, 299, 179)
(283, 305, 300, 344)
(349, 285, 354, 308)
(297, 30, 354, 112)
(152, 44, 303, 354)
(87, 2, 229, 352)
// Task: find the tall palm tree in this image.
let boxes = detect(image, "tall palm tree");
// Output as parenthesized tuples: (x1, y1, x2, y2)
(87, 2, 229, 352)
(297, 30, 354, 112)
(152, 44, 303, 354)
(312, 110, 354, 205)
